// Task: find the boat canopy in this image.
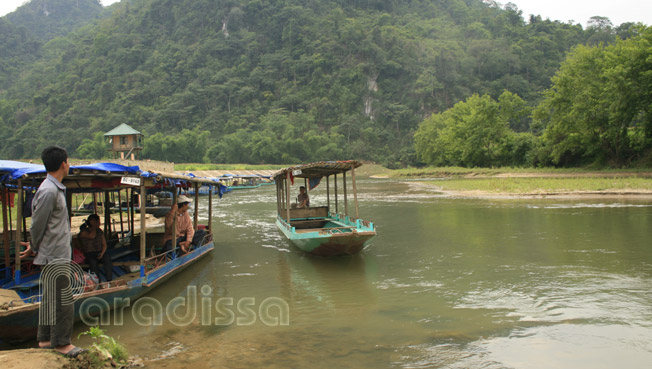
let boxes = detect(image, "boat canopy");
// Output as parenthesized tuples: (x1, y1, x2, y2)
(0, 161, 220, 190)
(1, 160, 221, 286)
(0, 160, 140, 181)
(273, 160, 362, 180)
(0, 160, 48, 181)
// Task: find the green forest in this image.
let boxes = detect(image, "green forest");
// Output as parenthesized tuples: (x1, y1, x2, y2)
(0, 0, 649, 168)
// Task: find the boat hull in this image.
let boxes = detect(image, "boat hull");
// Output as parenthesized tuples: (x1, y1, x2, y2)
(276, 217, 375, 256)
(228, 185, 261, 190)
(0, 242, 214, 343)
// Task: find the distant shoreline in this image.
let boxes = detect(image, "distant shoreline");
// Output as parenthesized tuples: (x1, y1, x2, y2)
(380, 166, 652, 199)
(403, 176, 652, 200)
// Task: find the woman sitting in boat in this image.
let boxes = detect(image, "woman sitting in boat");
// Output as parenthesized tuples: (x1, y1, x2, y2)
(297, 186, 310, 208)
(79, 214, 113, 282)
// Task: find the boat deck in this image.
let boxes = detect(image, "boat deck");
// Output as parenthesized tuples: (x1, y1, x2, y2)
(0, 289, 24, 306)
(294, 226, 356, 234)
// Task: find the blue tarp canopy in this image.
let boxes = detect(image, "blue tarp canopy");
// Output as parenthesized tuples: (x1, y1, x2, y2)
(71, 163, 140, 175)
(0, 161, 141, 181)
(0, 160, 45, 181)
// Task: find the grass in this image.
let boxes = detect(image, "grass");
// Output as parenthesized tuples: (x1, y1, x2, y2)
(389, 166, 652, 178)
(424, 177, 652, 194)
(76, 326, 129, 368)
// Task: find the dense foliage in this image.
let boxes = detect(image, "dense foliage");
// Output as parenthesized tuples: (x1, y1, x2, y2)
(0, 0, 102, 92)
(416, 23, 652, 168)
(415, 91, 535, 167)
(0, 0, 597, 166)
(0, 18, 42, 89)
(4, 0, 103, 42)
(533, 26, 652, 167)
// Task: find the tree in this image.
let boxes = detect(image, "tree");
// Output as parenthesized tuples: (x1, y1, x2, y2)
(76, 131, 108, 159)
(415, 92, 533, 167)
(535, 26, 652, 166)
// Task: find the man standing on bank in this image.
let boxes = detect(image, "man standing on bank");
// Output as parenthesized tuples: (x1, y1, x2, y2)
(20, 146, 85, 357)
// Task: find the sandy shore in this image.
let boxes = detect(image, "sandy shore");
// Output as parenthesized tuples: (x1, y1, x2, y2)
(405, 181, 652, 200)
(0, 349, 70, 369)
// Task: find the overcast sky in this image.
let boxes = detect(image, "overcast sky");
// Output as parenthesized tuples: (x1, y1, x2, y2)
(1, 0, 651, 26)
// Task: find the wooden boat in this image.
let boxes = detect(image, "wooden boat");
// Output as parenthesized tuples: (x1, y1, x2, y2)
(0, 161, 220, 343)
(185, 182, 229, 197)
(228, 174, 263, 190)
(273, 161, 376, 256)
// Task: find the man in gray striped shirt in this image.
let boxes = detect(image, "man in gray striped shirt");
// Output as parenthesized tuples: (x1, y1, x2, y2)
(21, 146, 84, 357)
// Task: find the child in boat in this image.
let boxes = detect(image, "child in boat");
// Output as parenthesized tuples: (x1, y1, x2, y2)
(297, 186, 310, 208)
(79, 214, 113, 282)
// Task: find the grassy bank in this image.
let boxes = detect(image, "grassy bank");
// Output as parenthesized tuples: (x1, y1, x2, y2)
(424, 177, 652, 195)
(388, 166, 652, 178)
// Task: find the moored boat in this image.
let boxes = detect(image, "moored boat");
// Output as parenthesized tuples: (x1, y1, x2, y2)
(228, 174, 263, 190)
(0, 161, 220, 343)
(273, 161, 376, 256)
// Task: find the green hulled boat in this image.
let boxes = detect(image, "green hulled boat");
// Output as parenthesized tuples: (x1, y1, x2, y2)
(273, 161, 376, 256)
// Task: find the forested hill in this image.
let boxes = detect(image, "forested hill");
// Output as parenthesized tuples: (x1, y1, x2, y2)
(0, 0, 628, 165)
(0, 0, 104, 90)
(4, 0, 104, 42)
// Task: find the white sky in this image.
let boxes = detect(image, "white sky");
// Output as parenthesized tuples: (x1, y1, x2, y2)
(507, 0, 652, 27)
(0, 0, 121, 17)
(1, 0, 651, 26)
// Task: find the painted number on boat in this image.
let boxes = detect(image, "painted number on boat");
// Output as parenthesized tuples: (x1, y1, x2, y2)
(120, 176, 141, 186)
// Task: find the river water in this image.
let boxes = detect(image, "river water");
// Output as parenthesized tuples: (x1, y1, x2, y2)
(75, 179, 652, 368)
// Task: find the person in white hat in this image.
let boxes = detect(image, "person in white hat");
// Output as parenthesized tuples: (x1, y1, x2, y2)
(160, 194, 204, 255)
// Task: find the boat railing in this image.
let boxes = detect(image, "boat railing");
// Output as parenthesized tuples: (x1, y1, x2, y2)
(276, 215, 294, 232)
(331, 213, 374, 230)
(143, 230, 213, 272)
(144, 250, 174, 271)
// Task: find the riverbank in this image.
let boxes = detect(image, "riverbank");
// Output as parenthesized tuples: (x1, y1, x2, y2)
(383, 166, 652, 179)
(0, 349, 69, 369)
(404, 176, 652, 199)
(382, 166, 652, 198)
(0, 348, 144, 369)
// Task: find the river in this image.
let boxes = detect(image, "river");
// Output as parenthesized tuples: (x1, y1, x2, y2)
(75, 179, 652, 368)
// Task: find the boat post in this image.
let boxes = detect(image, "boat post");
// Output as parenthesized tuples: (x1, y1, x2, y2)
(334, 174, 338, 214)
(172, 188, 178, 256)
(326, 176, 330, 213)
(280, 177, 286, 218)
(130, 188, 135, 234)
(139, 181, 147, 277)
(193, 183, 199, 229)
(14, 180, 23, 284)
(351, 164, 359, 219)
(343, 171, 348, 217)
(66, 190, 73, 230)
(208, 185, 213, 233)
(2, 185, 11, 279)
(118, 189, 124, 239)
(276, 179, 281, 218)
(104, 191, 111, 237)
(286, 171, 291, 223)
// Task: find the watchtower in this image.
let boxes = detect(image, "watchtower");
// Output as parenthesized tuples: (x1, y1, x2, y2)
(104, 123, 144, 160)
